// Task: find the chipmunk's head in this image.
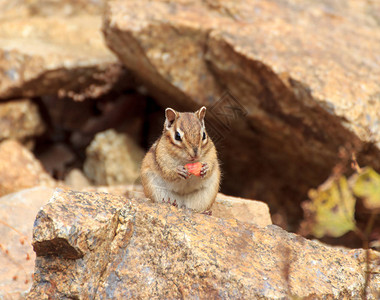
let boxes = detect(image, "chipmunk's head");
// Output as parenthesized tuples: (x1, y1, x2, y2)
(163, 106, 211, 162)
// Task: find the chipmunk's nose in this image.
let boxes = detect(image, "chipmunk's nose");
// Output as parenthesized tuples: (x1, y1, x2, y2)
(189, 147, 199, 161)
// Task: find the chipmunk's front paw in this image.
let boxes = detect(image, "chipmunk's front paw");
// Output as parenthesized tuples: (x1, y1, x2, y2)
(177, 166, 190, 179)
(162, 197, 178, 207)
(200, 163, 209, 178)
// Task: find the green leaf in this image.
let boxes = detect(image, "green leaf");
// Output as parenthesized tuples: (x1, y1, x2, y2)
(306, 176, 356, 238)
(352, 167, 380, 211)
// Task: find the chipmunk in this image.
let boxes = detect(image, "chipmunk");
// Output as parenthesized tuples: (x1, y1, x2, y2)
(140, 106, 220, 212)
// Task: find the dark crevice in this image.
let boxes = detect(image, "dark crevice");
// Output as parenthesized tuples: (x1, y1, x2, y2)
(33, 237, 83, 259)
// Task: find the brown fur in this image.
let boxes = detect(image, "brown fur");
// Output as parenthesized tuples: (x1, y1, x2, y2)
(141, 107, 220, 211)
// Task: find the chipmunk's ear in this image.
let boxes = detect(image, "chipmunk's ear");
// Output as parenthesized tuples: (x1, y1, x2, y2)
(196, 106, 207, 121)
(165, 108, 178, 130)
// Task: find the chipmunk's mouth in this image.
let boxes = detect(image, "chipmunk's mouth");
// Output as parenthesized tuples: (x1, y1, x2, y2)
(188, 156, 199, 162)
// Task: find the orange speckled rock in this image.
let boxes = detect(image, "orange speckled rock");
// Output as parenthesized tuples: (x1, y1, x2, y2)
(0, 140, 55, 197)
(81, 184, 272, 227)
(27, 190, 379, 299)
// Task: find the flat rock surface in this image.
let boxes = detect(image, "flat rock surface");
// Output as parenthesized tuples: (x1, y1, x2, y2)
(0, 187, 55, 299)
(103, 0, 380, 228)
(0, 140, 55, 197)
(80, 185, 272, 227)
(27, 189, 379, 299)
(213, 193, 272, 227)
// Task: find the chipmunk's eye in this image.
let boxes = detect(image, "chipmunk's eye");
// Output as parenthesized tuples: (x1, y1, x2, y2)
(175, 131, 182, 141)
(202, 132, 206, 140)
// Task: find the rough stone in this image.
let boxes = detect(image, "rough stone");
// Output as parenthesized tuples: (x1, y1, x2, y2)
(83, 129, 144, 185)
(0, 187, 55, 299)
(0, 0, 106, 18)
(81, 184, 144, 199)
(80, 184, 272, 227)
(0, 140, 55, 197)
(27, 189, 379, 299)
(0, 1, 128, 100)
(212, 193, 272, 227)
(0, 99, 45, 143)
(64, 168, 91, 190)
(103, 0, 380, 229)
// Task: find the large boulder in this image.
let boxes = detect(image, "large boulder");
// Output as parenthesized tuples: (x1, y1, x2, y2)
(27, 189, 379, 299)
(0, 0, 129, 100)
(0, 140, 55, 197)
(0, 187, 55, 299)
(103, 0, 380, 228)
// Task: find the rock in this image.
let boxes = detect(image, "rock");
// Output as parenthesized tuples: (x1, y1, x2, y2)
(10, 0, 106, 17)
(0, 140, 55, 197)
(64, 168, 91, 190)
(81, 184, 144, 199)
(27, 189, 379, 298)
(103, 0, 380, 229)
(83, 129, 144, 185)
(40, 93, 145, 151)
(80, 184, 272, 227)
(0, 1, 129, 100)
(0, 1, 106, 19)
(0, 187, 55, 299)
(213, 193, 272, 227)
(0, 99, 45, 144)
(36, 143, 76, 180)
